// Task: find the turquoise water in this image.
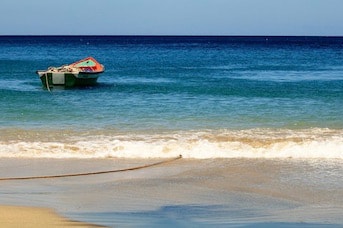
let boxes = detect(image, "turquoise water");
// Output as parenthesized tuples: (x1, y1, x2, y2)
(1, 36, 343, 159)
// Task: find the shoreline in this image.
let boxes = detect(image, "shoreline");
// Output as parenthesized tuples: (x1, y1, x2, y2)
(0, 205, 101, 228)
(1, 157, 342, 226)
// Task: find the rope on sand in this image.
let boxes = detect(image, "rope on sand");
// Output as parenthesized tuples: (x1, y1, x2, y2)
(0, 155, 182, 181)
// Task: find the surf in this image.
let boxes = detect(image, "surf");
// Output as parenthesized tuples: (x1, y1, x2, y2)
(1, 128, 342, 159)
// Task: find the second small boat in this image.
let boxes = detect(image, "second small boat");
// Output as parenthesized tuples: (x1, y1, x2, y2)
(36, 57, 105, 88)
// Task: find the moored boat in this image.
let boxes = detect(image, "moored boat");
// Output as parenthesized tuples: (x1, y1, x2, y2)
(36, 57, 104, 88)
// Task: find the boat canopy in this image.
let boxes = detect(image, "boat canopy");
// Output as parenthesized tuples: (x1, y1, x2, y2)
(70, 57, 104, 73)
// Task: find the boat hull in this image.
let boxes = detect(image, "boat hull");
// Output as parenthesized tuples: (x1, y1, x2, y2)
(38, 72, 99, 88)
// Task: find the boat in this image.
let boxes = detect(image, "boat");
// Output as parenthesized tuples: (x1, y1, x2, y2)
(36, 57, 104, 88)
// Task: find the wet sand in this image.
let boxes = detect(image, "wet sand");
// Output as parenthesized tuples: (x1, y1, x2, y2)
(0, 157, 342, 227)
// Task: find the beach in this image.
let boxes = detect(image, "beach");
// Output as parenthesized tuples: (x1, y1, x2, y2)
(0, 205, 98, 227)
(1, 157, 342, 227)
(1, 36, 343, 226)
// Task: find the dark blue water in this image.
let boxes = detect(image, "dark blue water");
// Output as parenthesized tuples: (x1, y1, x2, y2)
(1, 36, 343, 159)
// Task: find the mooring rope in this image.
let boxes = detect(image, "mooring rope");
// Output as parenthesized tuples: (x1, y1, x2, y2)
(0, 155, 182, 181)
(45, 73, 51, 92)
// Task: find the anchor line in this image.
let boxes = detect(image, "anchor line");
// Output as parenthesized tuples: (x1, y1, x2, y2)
(0, 155, 182, 181)
(45, 73, 51, 92)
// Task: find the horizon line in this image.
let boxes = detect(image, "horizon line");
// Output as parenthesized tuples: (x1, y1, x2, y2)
(1, 35, 343, 38)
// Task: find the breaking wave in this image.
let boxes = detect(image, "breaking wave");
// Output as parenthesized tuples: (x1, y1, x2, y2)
(0, 128, 342, 159)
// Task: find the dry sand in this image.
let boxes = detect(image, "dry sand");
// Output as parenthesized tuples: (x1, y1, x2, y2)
(0, 205, 99, 228)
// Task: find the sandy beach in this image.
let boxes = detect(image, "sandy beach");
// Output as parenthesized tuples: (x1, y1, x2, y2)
(0, 157, 342, 227)
(0, 205, 98, 227)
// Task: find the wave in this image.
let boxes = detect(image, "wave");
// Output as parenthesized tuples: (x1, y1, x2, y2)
(0, 128, 342, 159)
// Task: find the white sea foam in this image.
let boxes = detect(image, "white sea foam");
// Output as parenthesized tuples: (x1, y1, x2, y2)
(1, 128, 342, 159)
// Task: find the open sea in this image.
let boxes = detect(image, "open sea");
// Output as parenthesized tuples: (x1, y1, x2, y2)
(1, 36, 343, 159)
(0, 36, 343, 227)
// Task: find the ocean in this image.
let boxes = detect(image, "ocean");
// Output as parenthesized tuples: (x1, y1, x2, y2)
(1, 36, 343, 159)
(0, 36, 343, 227)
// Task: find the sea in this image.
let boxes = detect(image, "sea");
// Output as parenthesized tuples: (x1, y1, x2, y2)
(0, 36, 343, 227)
(1, 36, 343, 159)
